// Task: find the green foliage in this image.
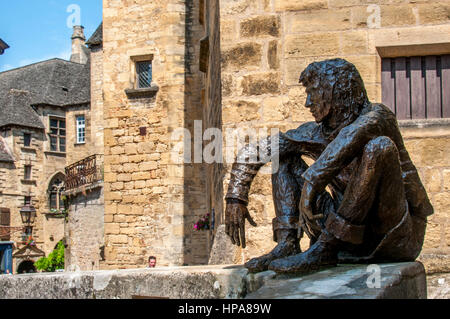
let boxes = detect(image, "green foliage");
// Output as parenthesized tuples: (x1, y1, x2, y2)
(34, 241, 65, 272)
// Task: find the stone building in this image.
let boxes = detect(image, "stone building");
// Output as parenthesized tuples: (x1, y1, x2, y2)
(0, 27, 92, 274)
(95, 0, 449, 274)
(98, 0, 222, 269)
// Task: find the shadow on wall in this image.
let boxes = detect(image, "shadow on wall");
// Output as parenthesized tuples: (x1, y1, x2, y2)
(182, 0, 223, 266)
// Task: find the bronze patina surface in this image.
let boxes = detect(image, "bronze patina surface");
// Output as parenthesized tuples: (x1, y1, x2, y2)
(225, 58, 434, 274)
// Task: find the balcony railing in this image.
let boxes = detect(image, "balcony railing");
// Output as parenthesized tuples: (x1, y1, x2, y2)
(65, 154, 104, 191)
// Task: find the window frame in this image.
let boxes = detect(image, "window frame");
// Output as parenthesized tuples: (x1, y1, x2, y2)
(48, 117, 66, 153)
(130, 54, 154, 90)
(23, 133, 31, 147)
(24, 165, 32, 181)
(76, 115, 86, 144)
(381, 53, 450, 120)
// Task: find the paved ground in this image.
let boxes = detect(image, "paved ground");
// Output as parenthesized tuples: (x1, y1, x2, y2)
(427, 273, 450, 299)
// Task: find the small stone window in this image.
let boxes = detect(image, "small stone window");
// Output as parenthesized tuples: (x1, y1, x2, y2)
(76, 115, 86, 144)
(49, 118, 66, 152)
(23, 133, 31, 147)
(24, 165, 32, 180)
(24, 196, 31, 206)
(125, 54, 158, 98)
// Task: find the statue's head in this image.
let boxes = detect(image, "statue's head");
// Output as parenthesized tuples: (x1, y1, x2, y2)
(299, 58, 369, 125)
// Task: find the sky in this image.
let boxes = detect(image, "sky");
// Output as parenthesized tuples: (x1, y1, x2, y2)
(0, 1, 102, 72)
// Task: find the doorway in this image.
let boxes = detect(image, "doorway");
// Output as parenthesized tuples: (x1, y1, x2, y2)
(17, 260, 36, 274)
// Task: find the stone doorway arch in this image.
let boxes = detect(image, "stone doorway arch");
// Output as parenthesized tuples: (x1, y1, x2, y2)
(17, 260, 36, 274)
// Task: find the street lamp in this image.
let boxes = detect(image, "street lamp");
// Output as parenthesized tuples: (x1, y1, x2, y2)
(20, 205, 36, 225)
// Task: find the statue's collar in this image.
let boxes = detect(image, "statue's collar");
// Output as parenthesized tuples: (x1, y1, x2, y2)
(320, 105, 367, 141)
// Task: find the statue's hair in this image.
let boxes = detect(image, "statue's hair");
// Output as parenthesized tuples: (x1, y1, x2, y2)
(299, 58, 369, 118)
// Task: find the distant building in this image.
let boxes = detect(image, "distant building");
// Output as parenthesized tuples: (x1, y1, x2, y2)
(0, 39, 9, 55)
(0, 26, 93, 274)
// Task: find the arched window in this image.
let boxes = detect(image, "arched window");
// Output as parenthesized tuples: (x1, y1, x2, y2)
(48, 173, 65, 212)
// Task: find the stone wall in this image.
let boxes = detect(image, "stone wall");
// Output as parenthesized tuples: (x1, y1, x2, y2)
(102, 0, 215, 268)
(65, 184, 104, 271)
(203, 0, 225, 260)
(218, 0, 450, 269)
(65, 104, 91, 166)
(90, 47, 104, 157)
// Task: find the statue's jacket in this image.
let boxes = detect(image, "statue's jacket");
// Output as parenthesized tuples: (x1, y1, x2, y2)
(226, 103, 434, 262)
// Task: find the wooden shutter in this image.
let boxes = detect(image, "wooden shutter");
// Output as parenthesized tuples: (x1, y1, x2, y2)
(0, 208, 11, 241)
(442, 55, 450, 118)
(381, 55, 450, 120)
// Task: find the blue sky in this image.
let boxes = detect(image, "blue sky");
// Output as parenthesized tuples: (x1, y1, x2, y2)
(0, 1, 102, 72)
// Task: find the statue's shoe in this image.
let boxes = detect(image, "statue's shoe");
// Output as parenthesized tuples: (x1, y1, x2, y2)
(268, 238, 338, 274)
(245, 241, 300, 273)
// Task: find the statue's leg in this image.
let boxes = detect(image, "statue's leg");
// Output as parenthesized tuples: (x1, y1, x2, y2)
(269, 136, 407, 273)
(244, 155, 307, 273)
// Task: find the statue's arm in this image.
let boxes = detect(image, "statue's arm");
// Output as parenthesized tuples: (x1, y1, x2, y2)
(302, 113, 382, 191)
(225, 131, 301, 204)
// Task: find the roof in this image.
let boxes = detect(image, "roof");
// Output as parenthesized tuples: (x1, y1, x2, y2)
(0, 135, 14, 162)
(86, 23, 103, 48)
(0, 90, 45, 129)
(0, 58, 90, 108)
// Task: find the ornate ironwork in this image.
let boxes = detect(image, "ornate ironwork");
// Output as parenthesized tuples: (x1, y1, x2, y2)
(65, 154, 103, 191)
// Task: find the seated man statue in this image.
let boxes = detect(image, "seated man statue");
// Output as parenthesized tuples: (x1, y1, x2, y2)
(225, 58, 434, 274)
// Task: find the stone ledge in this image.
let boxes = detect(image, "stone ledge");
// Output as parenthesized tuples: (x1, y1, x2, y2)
(246, 262, 427, 299)
(0, 262, 428, 299)
(125, 86, 159, 99)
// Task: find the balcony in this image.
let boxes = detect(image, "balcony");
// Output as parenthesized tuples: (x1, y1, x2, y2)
(65, 154, 104, 191)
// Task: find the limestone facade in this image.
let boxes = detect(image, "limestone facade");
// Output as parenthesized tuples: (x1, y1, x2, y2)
(101, 0, 223, 269)
(0, 26, 93, 274)
(0, 108, 67, 271)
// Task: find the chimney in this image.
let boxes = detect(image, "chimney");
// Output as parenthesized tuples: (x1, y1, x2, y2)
(70, 25, 88, 64)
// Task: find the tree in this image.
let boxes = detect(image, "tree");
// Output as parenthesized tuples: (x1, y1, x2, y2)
(34, 241, 65, 272)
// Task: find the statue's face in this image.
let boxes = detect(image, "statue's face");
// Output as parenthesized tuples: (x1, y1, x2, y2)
(305, 86, 332, 123)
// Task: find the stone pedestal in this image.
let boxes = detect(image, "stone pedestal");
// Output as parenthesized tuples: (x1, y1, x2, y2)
(246, 262, 427, 299)
(0, 262, 427, 299)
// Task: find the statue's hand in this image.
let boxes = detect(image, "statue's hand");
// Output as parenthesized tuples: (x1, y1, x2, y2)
(225, 201, 257, 248)
(300, 181, 324, 221)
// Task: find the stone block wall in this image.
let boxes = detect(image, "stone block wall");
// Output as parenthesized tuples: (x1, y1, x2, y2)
(65, 104, 91, 166)
(65, 184, 104, 271)
(90, 47, 105, 157)
(218, 0, 450, 269)
(102, 0, 212, 268)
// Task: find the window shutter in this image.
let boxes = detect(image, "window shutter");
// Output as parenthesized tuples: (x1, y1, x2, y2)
(382, 54, 450, 120)
(0, 208, 11, 241)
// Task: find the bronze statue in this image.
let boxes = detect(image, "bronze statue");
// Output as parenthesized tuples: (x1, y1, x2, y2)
(225, 58, 434, 274)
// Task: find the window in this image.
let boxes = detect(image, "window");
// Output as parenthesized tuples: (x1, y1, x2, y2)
(24, 165, 32, 180)
(49, 175, 65, 211)
(23, 133, 31, 147)
(49, 118, 66, 152)
(76, 115, 86, 144)
(136, 60, 152, 88)
(382, 54, 450, 120)
(24, 196, 31, 206)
